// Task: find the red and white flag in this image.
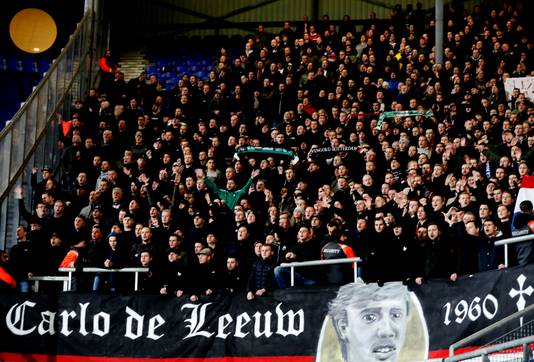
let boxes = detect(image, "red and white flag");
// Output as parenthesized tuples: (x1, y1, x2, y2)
(515, 176, 534, 213)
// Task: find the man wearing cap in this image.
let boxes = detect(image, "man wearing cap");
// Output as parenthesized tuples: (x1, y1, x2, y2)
(187, 212, 209, 246)
(188, 247, 218, 302)
(160, 247, 188, 297)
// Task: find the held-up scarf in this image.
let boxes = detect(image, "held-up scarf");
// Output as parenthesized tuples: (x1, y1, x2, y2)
(234, 146, 299, 165)
(377, 109, 434, 130)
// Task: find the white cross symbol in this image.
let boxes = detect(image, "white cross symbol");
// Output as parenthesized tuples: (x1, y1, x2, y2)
(509, 274, 534, 325)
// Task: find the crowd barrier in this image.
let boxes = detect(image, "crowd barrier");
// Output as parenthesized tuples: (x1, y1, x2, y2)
(495, 234, 534, 267)
(279, 257, 360, 286)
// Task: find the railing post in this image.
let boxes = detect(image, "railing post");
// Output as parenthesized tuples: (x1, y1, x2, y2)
(134, 271, 139, 291)
(34, 280, 40, 293)
(353, 260, 358, 282)
(62, 278, 68, 291)
(68, 271, 72, 291)
(523, 343, 532, 361)
(290, 267, 295, 287)
(482, 354, 490, 362)
(505, 244, 509, 267)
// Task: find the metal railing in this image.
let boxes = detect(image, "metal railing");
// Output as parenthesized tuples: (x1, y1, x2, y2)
(445, 335, 534, 362)
(0, 0, 107, 250)
(449, 303, 534, 357)
(29, 275, 70, 292)
(279, 258, 361, 287)
(495, 234, 534, 267)
(59, 267, 149, 291)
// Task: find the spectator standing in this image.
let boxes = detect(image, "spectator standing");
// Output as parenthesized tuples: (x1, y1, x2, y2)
(247, 244, 276, 300)
(220, 256, 246, 294)
(9, 226, 35, 292)
(321, 228, 357, 285)
(511, 200, 534, 265)
(478, 219, 506, 272)
(188, 247, 218, 302)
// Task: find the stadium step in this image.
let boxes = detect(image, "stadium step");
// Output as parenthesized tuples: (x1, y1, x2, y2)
(119, 49, 148, 81)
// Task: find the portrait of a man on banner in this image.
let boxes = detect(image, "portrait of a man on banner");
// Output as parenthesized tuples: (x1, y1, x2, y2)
(317, 282, 428, 362)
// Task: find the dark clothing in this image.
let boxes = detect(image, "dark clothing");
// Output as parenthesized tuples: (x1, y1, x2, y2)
(9, 241, 35, 281)
(220, 268, 246, 294)
(321, 241, 356, 284)
(416, 236, 459, 281)
(285, 238, 321, 280)
(161, 261, 188, 295)
(187, 262, 218, 297)
(247, 257, 276, 293)
(364, 229, 398, 283)
(512, 211, 534, 266)
(18, 199, 50, 233)
(458, 235, 481, 275)
(130, 242, 162, 266)
(478, 234, 505, 272)
(391, 234, 417, 283)
(39, 245, 68, 275)
(137, 266, 162, 294)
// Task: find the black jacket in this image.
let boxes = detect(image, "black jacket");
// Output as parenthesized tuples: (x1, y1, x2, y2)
(247, 257, 276, 293)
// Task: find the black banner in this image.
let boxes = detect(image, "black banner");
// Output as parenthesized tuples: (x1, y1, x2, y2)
(415, 264, 534, 356)
(2, 265, 534, 361)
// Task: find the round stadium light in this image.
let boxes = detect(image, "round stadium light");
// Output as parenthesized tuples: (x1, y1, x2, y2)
(9, 8, 57, 54)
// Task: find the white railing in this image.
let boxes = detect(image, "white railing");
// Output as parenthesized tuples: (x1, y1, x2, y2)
(447, 302, 534, 358)
(279, 258, 361, 286)
(445, 335, 534, 361)
(59, 267, 149, 291)
(29, 275, 70, 292)
(494, 234, 534, 267)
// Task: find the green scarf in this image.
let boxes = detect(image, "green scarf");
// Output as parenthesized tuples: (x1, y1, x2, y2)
(377, 109, 434, 130)
(234, 146, 299, 165)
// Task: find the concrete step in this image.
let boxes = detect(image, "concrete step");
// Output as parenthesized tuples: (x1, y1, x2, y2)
(119, 49, 148, 81)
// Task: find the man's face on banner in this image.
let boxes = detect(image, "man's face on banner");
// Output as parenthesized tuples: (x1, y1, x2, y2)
(343, 297, 408, 362)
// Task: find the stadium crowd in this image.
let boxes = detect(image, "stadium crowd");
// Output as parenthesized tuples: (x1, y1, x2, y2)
(2, 0, 534, 299)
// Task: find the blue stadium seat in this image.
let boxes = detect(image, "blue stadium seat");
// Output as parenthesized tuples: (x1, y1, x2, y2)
(6, 54, 18, 72)
(38, 58, 50, 74)
(0, 57, 7, 71)
(21, 55, 34, 73)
